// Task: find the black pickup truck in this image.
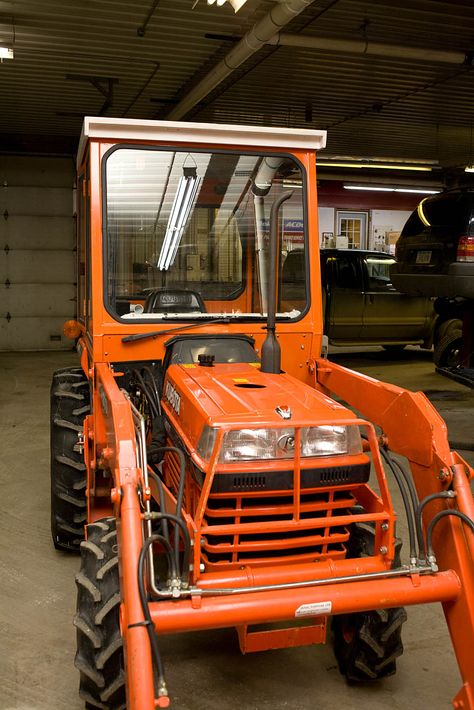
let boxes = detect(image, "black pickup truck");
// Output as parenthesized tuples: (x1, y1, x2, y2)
(282, 248, 440, 351)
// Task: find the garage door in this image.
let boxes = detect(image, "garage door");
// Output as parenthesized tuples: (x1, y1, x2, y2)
(0, 156, 75, 351)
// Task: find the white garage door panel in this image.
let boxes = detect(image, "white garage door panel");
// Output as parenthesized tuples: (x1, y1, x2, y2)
(0, 216, 75, 250)
(2, 187, 72, 216)
(3, 284, 75, 317)
(1, 156, 74, 187)
(0, 156, 75, 351)
(0, 251, 74, 283)
(0, 318, 72, 351)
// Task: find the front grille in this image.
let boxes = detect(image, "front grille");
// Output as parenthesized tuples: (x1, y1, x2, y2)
(210, 462, 370, 493)
(201, 488, 355, 568)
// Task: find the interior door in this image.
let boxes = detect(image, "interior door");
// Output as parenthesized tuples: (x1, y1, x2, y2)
(336, 211, 368, 249)
(360, 253, 431, 342)
(323, 252, 364, 342)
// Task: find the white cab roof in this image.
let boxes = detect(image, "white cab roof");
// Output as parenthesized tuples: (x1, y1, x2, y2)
(77, 116, 327, 167)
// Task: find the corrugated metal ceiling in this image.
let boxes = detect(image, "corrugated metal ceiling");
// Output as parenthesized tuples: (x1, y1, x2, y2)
(1, 0, 474, 170)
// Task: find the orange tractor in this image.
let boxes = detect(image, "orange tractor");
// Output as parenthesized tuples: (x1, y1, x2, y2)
(51, 117, 474, 710)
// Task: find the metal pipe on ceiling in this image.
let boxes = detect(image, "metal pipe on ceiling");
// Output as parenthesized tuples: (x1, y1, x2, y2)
(267, 33, 470, 65)
(166, 0, 317, 121)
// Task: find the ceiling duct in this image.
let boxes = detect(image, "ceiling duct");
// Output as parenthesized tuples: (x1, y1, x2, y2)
(267, 33, 471, 65)
(167, 0, 318, 120)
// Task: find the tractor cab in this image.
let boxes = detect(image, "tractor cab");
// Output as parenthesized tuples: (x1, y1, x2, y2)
(75, 118, 325, 382)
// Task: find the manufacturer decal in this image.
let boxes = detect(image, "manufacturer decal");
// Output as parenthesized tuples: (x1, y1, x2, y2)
(295, 601, 332, 618)
(276, 405, 291, 420)
(165, 381, 181, 416)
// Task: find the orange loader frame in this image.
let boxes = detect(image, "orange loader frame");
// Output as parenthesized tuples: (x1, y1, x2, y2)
(67, 118, 474, 710)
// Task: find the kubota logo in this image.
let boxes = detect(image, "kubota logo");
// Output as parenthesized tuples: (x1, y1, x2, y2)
(165, 381, 181, 416)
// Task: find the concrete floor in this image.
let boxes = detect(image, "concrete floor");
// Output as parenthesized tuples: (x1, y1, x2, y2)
(1, 348, 473, 710)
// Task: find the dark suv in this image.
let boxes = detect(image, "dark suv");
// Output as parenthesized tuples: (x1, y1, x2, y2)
(390, 190, 474, 298)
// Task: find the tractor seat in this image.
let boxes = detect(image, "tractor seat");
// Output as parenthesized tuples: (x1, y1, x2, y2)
(144, 288, 207, 314)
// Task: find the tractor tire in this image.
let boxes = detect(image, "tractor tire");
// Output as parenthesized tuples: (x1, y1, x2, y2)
(74, 518, 125, 710)
(433, 330, 463, 368)
(332, 520, 407, 682)
(50, 366, 90, 551)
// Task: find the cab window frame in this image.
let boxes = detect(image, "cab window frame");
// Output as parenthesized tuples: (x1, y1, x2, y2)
(100, 143, 311, 324)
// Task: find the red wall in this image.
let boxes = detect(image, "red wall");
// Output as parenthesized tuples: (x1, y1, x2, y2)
(318, 181, 426, 211)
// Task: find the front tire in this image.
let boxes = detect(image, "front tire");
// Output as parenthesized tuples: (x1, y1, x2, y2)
(74, 518, 125, 709)
(433, 330, 463, 368)
(332, 521, 407, 682)
(50, 367, 90, 551)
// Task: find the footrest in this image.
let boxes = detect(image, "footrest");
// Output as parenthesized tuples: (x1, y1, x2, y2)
(237, 619, 327, 654)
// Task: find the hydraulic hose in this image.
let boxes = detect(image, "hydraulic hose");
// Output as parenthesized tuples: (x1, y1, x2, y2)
(415, 491, 456, 559)
(379, 446, 418, 561)
(144, 532, 176, 581)
(143, 365, 162, 415)
(148, 466, 170, 544)
(137, 535, 167, 697)
(381, 448, 425, 557)
(426, 509, 474, 559)
(148, 511, 191, 586)
(132, 369, 160, 419)
(152, 446, 187, 567)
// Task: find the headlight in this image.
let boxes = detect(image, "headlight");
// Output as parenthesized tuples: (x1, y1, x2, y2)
(219, 425, 361, 462)
(220, 428, 294, 463)
(301, 425, 362, 457)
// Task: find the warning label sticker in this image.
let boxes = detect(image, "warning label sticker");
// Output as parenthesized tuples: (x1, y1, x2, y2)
(295, 601, 332, 618)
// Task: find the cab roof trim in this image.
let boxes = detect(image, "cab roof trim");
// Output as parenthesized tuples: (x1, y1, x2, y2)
(77, 116, 327, 167)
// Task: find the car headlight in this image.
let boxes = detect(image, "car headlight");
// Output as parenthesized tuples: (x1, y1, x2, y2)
(220, 428, 294, 463)
(301, 425, 362, 457)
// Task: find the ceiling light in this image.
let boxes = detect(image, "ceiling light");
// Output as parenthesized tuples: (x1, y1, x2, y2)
(158, 167, 201, 271)
(465, 165, 474, 173)
(0, 47, 14, 61)
(206, 0, 248, 10)
(319, 161, 433, 172)
(344, 185, 439, 194)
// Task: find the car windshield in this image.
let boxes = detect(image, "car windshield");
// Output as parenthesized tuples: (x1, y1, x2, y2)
(104, 147, 307, 321)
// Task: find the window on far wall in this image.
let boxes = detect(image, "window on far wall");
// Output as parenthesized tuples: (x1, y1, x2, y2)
(336, 211, 368, 249)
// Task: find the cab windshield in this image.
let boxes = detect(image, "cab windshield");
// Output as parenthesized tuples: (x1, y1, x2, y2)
(104, 147, 307, 321)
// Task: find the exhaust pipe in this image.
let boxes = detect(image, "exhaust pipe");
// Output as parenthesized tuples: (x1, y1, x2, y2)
(261, 190, 293, 374)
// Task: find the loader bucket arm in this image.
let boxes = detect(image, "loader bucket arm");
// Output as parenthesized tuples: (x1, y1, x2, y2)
(313, 356, 474, 709)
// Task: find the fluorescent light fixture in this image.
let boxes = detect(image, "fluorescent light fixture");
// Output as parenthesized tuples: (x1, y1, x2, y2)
(318, 161, 432, 172)
(465, 165, 474, 173)
(157, 167, 201, 271)
(0, 46, 14, 60)
(344, 185, 439, 194)
(207, 0, 248, 10)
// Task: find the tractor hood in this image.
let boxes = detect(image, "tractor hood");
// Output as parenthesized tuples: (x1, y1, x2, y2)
(162, 362, 357, 453)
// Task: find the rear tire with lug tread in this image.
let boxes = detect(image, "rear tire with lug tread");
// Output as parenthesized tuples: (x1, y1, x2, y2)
(332, 519, 407, 682)
(75, 518, 125, 710)
(50, 366, 90, 551)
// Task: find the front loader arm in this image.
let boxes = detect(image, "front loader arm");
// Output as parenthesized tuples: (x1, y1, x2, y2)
(94, 364, 156, 710)
(313, 356, 474, 709)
